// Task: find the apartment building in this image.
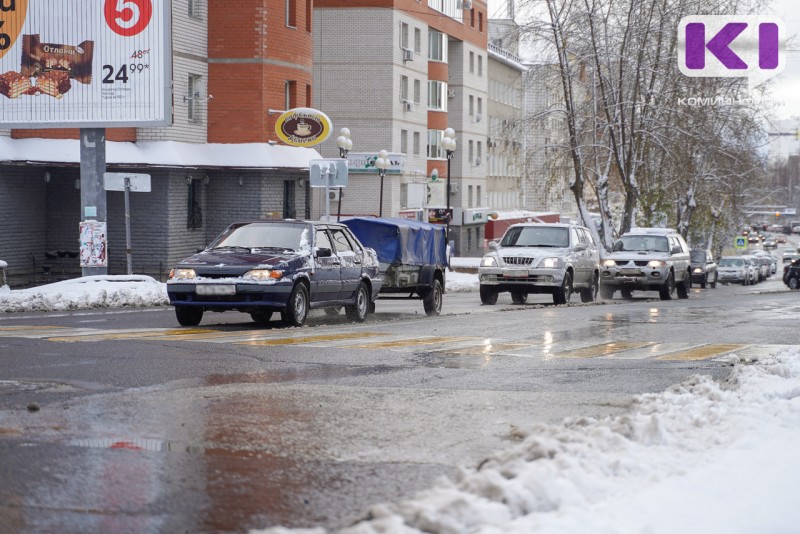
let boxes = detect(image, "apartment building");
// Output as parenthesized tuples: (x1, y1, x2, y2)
(0, 1, 319, 283)
(312, 0, 491, 256)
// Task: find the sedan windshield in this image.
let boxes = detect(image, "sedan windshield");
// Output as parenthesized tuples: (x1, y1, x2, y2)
(500, 226, 569, 248)
(209, 223, 308, 251)
(719, 258, 743, 267)
(690, 251, 706, 263)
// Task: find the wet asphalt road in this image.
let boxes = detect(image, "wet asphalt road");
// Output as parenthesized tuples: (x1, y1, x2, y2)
(0, 279, 798, 533)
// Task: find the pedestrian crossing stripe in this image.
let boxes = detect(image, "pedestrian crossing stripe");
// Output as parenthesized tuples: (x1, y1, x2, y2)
(0, 325, 756, 361)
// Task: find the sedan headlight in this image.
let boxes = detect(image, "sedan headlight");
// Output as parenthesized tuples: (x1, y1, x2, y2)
(693, 267, 703, 273)
(170, 268, 197, 279)
(244, 269, 283, 281)
(648, 260, 667, 269)
(603, 259, 617, 268)
(480, 256, 498, 267)
(538, 257, 564, 269)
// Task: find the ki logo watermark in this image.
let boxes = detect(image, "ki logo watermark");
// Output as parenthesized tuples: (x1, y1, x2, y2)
(678, 16, 786, 89)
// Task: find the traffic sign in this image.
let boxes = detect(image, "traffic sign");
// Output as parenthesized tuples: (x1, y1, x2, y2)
(103, 173, 151, 192)
(309, 159, 348, 188)
(735, 236, 747, 249)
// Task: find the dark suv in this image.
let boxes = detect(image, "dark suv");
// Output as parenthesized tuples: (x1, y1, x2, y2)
(690, 249, 717, 288)
(167, 220, 383, 327)
(784, 258, 800, 290)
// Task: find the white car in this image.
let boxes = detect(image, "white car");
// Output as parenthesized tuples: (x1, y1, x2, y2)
(717, 257, 750, 285)
(479, 223, 601, 305)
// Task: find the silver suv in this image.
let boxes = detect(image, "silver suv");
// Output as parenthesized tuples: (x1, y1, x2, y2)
(479, 223, 600, 305)
(600, 228, 691, 300)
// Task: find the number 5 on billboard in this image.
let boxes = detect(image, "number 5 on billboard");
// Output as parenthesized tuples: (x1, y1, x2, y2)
(104, 0, 153, 37)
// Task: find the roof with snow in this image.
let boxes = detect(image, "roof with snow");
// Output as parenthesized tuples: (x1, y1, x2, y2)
(0, 137, 321, 170)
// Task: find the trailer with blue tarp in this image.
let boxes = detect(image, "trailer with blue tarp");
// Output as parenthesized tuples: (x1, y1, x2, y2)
(343, 217, 447, 316)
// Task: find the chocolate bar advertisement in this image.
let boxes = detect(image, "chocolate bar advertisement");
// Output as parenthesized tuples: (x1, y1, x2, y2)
(0, 0, 171, 127)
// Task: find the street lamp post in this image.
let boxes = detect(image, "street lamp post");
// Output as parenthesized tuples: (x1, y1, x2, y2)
(375, 150, 391, 217)
(441, 128, 457, 230)
(335, 128, 353, 221)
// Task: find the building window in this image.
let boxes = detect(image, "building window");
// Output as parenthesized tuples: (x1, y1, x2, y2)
(401, 22, 409, 49)
(413, 132, 420, 155)
(477, 97, 482, 117)
(469, 95, 474, 116)
(401, 75, 409, 102)
(188, 0, 202, 18)
(428, 30, 447, 62)
(187, 74, 202, 122)
(401, 129, 408, 155)
(479, 11, 483, 32)
(286, 0, 297, 28)
(470, 8, 475, 28)
(414, 28, 421, 53)
(283, 181, 296, 219)
(469, 51, 474, 73)
(305, 0, 312, 32)
(468, 185, 473, 207)
(477, 141, 482, 164)
(428, 81, 447, 111)
(414, 79, 421, 104)
(477, 185, 482, 205)
(306, 84, 312, 107)
(468, 140, 473, 163)
(285, 80, 296, 109)
(187, 179, 202, 230)
(467, 229, 473, 250)
(428, 130, 444, 159)
(478, 55, 483, 76)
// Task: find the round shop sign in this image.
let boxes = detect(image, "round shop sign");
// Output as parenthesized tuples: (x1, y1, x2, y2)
(275, 108, 333, 147)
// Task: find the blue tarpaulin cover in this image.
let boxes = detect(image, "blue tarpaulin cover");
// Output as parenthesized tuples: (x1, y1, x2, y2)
(344, 217, 448, 267)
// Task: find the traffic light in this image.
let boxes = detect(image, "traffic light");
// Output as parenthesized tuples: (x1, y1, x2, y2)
(776, 211, 781, 217)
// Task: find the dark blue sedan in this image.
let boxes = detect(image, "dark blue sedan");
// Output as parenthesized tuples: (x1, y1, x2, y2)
(167, 220, 382, 327)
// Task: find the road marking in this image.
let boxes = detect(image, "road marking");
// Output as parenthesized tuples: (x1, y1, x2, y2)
(47, 328, 213, 343)
(341, 336, 477, 349)
(236, 332, 388, 346)
(551, 341, 655, 359)
(440, 342, 536, 355)
(656, 344, 747, 361)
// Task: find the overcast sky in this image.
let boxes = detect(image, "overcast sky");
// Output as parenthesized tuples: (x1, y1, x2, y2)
(487, 0, 800, 120)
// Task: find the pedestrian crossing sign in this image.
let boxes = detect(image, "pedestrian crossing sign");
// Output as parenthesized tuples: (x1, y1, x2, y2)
(735, 236, 747, 249)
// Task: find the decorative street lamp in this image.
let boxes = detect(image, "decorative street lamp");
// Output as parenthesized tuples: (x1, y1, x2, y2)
(441, 128, 457, 228)
(375, 149, 391, 217)
(335, 128, 353, 221)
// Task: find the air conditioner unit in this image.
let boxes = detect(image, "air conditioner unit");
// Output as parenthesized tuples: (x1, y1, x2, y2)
(458, 0, 473, 9)
(450, 183, 459, 194)
(475, 157, 482, 166)
(447, 88, 456, 99)
(403, 100, 414, 112)
(403, 48, 414, 62)
(328, 188, 340, 201)
(475, 113, 482, 123)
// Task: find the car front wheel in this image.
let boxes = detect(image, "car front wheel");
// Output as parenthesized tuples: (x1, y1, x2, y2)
(480, 285, 498, 305)
(345, 282, 370, 322)
(580, 273, 599, 303)
(677, 271, 691, 299)
(659, 272, 675, 300)
(553, 271, 572, 305)
(511, 290, 527, 304)
(282, 282, 309, 327)
(175, 306, 203, 327)
(250, 311, 273, 325)
(789, 277, 800, 290)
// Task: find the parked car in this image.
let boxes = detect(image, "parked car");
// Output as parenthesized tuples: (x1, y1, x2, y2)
(783, 252, 800, 264)
(742, 256, 761, 284)
(776, 235, 787, 244)
(478, 222, 600, 305)
(717, 256, 750, 285)
(784, 258, 800, 289)
(167, 220, 383, 327)
(763, 237, 777, 250)
(343, 217, 447, 316)
(600, 228, 691, 300)
(752, 250, 778, 275)
(690, 249, 717, 288)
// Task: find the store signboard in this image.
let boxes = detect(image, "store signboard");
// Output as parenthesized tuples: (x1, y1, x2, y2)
(275, 108, 332, 147)
(0, 0, 172, 127)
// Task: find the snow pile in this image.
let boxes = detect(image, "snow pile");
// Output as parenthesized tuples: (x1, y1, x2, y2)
(253, 349, 800, 534)
(0, 275, 169, 313)
(444, 270, 479, 293)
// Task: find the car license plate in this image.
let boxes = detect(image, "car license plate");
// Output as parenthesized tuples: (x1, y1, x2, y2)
(196, 284, 236, 295)
(504, 270, 529, 278)
(620, 268, 640, 275)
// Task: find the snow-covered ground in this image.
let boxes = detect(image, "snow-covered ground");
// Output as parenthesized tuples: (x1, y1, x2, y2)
(0, 275, 169, 313)
(256, 347, 800, 534)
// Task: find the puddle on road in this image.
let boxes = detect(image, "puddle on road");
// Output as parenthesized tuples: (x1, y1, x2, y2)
(204, 364, 399, 386)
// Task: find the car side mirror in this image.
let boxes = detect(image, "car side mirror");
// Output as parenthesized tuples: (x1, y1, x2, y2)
(671, 246, 682, 254)
(315, 247, 332, 258)
(489, 241, 499, 250)
(574, 243, 587, 252)
(197, 248, 205, 253)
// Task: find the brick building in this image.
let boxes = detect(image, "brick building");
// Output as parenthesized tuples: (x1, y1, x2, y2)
(0, 1, 319, 284)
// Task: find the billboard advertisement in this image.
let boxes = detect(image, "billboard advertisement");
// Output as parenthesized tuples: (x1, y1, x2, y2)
(0, 0, 172, 128)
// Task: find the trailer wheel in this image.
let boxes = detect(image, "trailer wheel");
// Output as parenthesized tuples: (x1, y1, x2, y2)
(423, 279, 443, 316)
